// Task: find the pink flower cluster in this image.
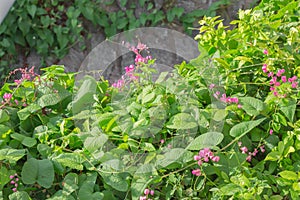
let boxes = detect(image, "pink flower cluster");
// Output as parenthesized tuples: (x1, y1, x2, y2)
(9, 66, 38, 85)
(262, 49, 298, 97)
(112, 42, 152, 89)
(3, 93, 12, 101)
(238, 142, 265, 162)
(213, 91, 242, 108)
(9, 174, 19, 192)
(192, 148, 220, 176)
(140, 188, 154, 200)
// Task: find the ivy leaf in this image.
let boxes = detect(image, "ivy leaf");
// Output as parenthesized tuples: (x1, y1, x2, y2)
(0, 148, 25, 164)
(27, 5, 37, 18)
(9, 191, 32, 200)
(240, 97, 266, 116)
(279, 98, 296, 122)
(186, 132, 224, 150)
(21, 158, 54, 188)
(166, 113, 198, 130)
(229, 118, 266, 138)
(54, 153, 84, 170)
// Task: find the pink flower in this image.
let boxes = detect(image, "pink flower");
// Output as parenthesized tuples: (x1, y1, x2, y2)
(125, 65, 135, 74)
(274, 82, 280, 86)
(139, 196, 147, 200)
(281, 76, 287, 83)
(160, 139, 165, 144)
(246, 155, 252, 162)
(262, 64, 268, 73)
(150, 190, 154, 196)
(10, 181, 15, 184)
(9, 175, 14, 179)
(240, 146, 248, 154)
(238, 141, 242, 147)
(211, 156, 220, 162)
(194, 155, 201, 161)
(203, 156, 209, 162)
(237, 104, 242, 108)
(263, 49, 268, 55)
(273, 91, 278, 96)
(3, 93, 12, 100)
(144, 188, 150, 195)
(12, 188, 17, 192)
(270, 87, 275, 91)
(209, 84, 215, 89)
(197, 160, 203, 166)
(291, 82, 298, 88)
(192, 169, 201, 176)
(269, 129, 273, 135)
(252, 148, 258, 156)
(137, 42, 147, 51)
(268, 72, 274, 77)
(260, 145, 265, 153)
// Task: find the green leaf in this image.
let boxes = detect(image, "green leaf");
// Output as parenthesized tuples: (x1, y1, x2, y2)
(9, 191, 32, 200)
(166, 113, 198, 130)
(17, 104, 41, 121)
(78, 172, 103, 200)
(0, 148, 25, 164)
(278, 170, 298, 180)
(186, 132, 224, 150)
(131, 178, 153, 200)
(62, 173, 78, 196)
(240, 97, 266, 116)
(11, 133, 37, 148)
(229, 118, 266, 138)
(0, 166, 14, 190)
(100, 172, 129, 192)
(21, 158, 54, 188)
(54, 153, 84, 170)
(265, 151, 281, 161)
(72, 76, 97, 114)
(279, 98, 296, 122)
(156, 148, 187, 168)
(27, 5, 37, 18)
(84, 134, 108, 153)
(0, 109, 10, 123)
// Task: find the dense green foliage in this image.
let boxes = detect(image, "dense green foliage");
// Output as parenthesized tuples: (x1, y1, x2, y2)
(0, 0, 232, 83)
(1, 0, 300, 199)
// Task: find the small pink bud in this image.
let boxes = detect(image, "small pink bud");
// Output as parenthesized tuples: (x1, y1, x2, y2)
(274, 82, 280, 86)
(192, 169, 201, 176)
(240, 146, 248, 154)
(194, 155, 201, 161)
(237, 104, 242, 108)
(9, 175, 14, 179)
(160, 139, 165, 144)
(238, 141, 242, 146)
(144, 188, 150, 195)
(246, 155, 252, 162)
(12, 188, 17, 192)
(209, 84, 215, 89)
(211, 156, 220, 162)
(269, 129, 273, 135)
(150, 190, 154, 196)
(263, 49, 268, 55)
(260, 145, 265, 153)
(197, 160, 203, 166)
(10, 181, 15, 184)
(291, 82, 298, 88)
(281, 76, 287, 83)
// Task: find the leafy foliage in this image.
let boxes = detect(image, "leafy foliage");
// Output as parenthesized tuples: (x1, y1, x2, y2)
(1, 0, 300, 199)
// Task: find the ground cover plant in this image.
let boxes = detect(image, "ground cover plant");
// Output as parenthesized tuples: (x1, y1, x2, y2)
(1, 0, 300, 199)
